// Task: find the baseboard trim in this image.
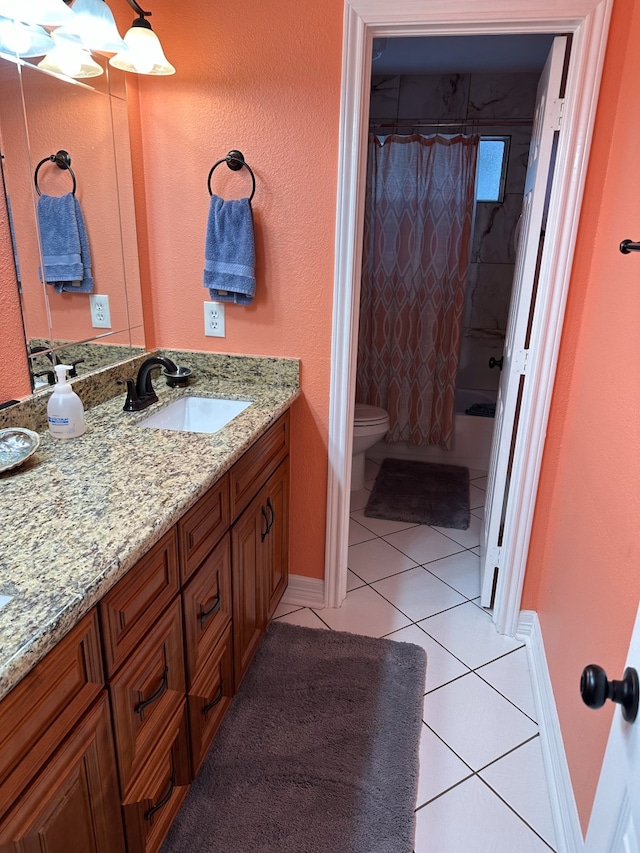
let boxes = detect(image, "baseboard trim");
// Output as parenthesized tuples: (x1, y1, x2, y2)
(281, 574, 325, 609)
(517, 611, 584, 853)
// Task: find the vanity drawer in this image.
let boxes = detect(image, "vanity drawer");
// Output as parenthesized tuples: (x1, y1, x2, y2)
(0, 610, 103, 820)
(122, 699, 191, 853)
(109, 599, 186, 797)
(229, 410, 290, 520)
(181, 534, 232, 687)
(100, 528, 179, 676)
(187, 622, 234, 774)
(178, 474, 229, 583)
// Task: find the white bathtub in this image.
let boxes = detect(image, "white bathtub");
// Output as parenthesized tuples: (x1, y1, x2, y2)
(368, 387, 497, 472)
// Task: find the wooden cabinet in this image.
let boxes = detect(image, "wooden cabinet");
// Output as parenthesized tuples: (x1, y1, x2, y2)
(0, 692, 125, 853)
(0, 407, 291, 853)
(230, 414, 290, 689)
(182, 535, 232, 686)
(109, 598, 186, 797)
(99, 528, 180, 676)
(187, 623, 234, 773)
(0, 612, 105, 823)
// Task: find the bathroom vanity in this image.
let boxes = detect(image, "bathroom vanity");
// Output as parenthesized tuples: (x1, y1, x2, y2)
(0, 351, 298, 852)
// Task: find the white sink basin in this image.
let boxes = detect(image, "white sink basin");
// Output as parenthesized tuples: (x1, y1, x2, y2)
(136, 397, 252, 434)
(0, 595, 13, 611)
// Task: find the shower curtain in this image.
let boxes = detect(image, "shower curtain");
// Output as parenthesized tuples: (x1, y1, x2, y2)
(356, 133, 479, 449)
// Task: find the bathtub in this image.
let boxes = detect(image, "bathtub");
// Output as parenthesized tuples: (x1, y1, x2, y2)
(368, 387, 497, 472)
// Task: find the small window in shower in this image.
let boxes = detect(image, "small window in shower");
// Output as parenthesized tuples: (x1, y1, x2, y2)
(476, 137, 509, 202)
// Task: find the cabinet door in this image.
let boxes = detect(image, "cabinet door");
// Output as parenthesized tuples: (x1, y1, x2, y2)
(109, 599, 186, 797)
(182, 534, 232, 688)
(0, 694, 125, 853)
(122, 700, 191, 853)
(187, 623, 234, 774)
(263, 458, 289, 621)
(231, 488, 267, 690)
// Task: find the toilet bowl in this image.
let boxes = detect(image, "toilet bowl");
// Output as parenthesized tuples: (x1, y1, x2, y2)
(352, 403, 390, 491)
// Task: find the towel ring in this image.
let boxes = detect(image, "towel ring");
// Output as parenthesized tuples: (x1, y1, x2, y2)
(207, 150, 256, 202)
(34, 150, 76, 196)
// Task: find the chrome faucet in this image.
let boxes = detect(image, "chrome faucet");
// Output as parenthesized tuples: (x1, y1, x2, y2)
(118, 356, 191, 412)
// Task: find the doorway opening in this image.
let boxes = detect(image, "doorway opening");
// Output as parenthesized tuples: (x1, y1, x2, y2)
(353, 32, 560, 609)
(323, 0, 612, 636)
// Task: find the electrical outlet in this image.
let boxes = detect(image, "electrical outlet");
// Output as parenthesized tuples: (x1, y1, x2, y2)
(204, 301, 225, 337)
(89, 294, 111, 329)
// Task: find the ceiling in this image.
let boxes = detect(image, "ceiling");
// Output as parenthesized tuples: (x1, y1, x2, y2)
(371, 34, 557, 76)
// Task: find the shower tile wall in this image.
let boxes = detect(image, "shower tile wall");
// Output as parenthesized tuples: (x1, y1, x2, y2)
(370, 71, 539, 391)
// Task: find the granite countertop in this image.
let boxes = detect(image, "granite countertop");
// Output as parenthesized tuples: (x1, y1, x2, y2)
(0, 350, 299, 701)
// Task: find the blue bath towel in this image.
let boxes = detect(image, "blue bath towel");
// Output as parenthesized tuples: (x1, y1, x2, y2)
(203, 194, 255, 305)
(37, 192, 94, 293)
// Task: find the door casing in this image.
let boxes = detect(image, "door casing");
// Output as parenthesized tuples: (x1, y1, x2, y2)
(324, 0, 613, 637)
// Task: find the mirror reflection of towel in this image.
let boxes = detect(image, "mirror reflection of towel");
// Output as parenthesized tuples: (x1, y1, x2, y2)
(203, 195, 255, 305)
(37, 192, 94, 293)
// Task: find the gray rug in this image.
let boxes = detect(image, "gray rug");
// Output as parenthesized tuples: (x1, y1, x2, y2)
(162, 621, 426, 853)
(365, 458, 470, 529)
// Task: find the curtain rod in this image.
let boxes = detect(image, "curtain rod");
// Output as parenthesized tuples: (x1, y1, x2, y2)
(369, 118, 533, 129)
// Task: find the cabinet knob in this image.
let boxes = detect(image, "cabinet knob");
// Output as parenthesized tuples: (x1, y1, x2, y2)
(580, 664, 639, 723)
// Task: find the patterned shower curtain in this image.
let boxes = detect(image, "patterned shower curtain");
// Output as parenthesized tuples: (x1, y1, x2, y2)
(356, 133, 479, 449)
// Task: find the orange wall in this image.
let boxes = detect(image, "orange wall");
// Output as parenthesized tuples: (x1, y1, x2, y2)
(129, 0, 343, 580)
(0, 187, 31, 401)
(522, 0, 640, 831)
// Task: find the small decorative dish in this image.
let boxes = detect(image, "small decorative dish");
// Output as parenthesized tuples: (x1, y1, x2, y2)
(0, 428, 41, 473)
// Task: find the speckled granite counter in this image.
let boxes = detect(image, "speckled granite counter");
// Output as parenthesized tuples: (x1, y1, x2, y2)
(0, 350, 299, 701)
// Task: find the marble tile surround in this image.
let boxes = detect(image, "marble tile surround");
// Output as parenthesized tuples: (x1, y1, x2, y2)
(368, 72, 537, 392)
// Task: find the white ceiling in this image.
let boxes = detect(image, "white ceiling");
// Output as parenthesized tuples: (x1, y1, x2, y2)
(372, 34, 556, 76)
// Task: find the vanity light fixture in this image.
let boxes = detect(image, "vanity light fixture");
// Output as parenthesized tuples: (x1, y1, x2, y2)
(109, 0, 174, 75)
(0, 16, 55, 56)
(55, 0, 126, 53)
(37, 35, 104, 77)
(0, 0, 73, 26)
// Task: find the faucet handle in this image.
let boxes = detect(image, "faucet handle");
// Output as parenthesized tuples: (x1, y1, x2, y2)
(117, 377, 142, 413)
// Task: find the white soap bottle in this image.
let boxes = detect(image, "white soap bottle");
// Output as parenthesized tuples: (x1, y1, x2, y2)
(47, 365, 86, 439)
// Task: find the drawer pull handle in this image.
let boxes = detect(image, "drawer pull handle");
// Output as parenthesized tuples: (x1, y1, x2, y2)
(188, 531, 195, 550)
(199, 593, 221, 626)
(203, 681, 224, 718)
(266, 497, 275, 532)
(135, 665, 169, 717)
(144, 772, 175, 822)
(261, 506, 269, 542)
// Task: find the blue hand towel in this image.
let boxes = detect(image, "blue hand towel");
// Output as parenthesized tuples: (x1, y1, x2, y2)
(203, 194, 255, 305)
(37, 193, 94, 293)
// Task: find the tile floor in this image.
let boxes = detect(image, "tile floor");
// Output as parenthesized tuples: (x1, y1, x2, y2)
(272, 459, 558, 852)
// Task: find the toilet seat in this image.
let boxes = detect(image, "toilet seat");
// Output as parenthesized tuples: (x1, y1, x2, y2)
(354, 403, 388, 427)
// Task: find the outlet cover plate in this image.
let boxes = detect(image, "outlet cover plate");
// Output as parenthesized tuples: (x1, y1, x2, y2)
(89, 294, 111, 329)
(204, 301, 225, 337)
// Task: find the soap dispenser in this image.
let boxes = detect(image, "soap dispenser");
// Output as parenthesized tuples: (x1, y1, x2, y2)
(47, 365, 86, 439)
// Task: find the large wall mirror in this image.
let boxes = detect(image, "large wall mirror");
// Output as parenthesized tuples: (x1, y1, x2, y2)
(0, 50, 145, 394)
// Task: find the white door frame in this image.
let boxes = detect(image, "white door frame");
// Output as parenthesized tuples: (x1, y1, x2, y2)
(324, 0, 612, 636)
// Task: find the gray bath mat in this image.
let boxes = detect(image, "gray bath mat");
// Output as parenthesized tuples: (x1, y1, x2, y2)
(162, 621, 426, 853)
(365, 458, 470, 529)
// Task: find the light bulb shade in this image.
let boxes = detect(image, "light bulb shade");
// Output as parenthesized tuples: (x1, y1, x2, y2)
(55, 0, 126, 53)
(0, 16, 54, 56)
(109, 19, 175, 76)
(38, 43, 103, 78)
(0, 0, 73, 27)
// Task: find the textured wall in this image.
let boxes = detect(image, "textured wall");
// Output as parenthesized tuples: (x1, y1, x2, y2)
(521, 0, 640, 830)
(126, 0, 343, 581)
(0, 191, 31, 401)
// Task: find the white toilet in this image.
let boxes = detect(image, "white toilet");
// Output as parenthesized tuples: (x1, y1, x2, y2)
(352, 403, 390, 490)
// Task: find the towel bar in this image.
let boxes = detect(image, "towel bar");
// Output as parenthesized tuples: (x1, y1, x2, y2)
(207, 150, 256, 202)
(34, 150, 76, 196)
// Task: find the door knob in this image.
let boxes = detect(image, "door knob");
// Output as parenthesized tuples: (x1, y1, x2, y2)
(580, 664, 639, 723)
(489, 357, 504, 370)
